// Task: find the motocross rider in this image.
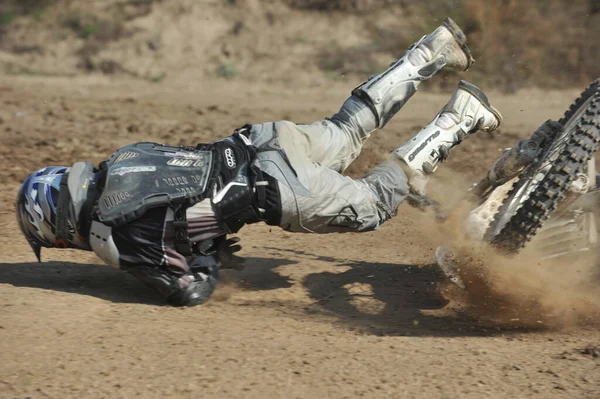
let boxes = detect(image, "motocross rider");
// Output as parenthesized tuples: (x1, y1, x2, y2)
(16, 18, 502, 306)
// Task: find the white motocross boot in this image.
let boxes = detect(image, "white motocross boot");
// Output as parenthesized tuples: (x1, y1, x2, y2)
(353, 17, 474, 128)
(393, 80, 503, 195)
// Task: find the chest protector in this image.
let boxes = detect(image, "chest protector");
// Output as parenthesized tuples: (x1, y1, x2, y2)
(96, 142, 214, 226)
(95, 134, 265, 244)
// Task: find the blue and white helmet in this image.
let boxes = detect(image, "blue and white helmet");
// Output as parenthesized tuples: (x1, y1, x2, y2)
(16, 166, 89, 261)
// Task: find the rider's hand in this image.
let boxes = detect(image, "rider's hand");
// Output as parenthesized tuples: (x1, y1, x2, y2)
(215, 237, 245, 270)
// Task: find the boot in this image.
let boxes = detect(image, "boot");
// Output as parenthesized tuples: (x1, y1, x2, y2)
(393, 80, 503, 195)
(128, 263, 219, 307)
(353, 17, 474, 128)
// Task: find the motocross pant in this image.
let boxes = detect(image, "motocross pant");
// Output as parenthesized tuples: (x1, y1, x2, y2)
(248, 94, 410, 234)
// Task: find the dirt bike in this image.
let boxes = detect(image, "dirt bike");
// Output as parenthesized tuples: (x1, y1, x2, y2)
(432, 79, 600, 288)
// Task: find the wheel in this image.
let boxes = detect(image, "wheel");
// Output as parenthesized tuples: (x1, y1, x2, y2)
(485, 79, 600, 253)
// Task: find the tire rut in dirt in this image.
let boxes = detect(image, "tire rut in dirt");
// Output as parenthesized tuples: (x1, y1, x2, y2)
(488, 79, 600, 253)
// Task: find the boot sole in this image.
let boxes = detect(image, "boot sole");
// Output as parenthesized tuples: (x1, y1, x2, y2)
(458, 80, 504, 128)
(442, 17, 475, 71)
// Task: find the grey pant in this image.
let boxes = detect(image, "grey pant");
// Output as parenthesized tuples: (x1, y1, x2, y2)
(249, 95, 409, 233)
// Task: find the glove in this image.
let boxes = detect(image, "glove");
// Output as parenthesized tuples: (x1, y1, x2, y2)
(215, 236, 245, 270)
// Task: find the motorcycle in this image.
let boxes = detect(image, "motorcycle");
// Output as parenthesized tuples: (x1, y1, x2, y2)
(430, 79, 600, 288)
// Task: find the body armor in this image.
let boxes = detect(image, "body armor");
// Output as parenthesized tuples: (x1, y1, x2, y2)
(96, 142, 214, 226)
(57, 130, 273, 259)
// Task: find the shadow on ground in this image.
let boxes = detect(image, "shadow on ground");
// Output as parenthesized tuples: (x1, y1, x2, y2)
(0, 261, 164, 305)
(220, 256, 296, 291)
(0, 253, 542, 337)
(0, 257, 295, 306)
(267, 247, 543, 338)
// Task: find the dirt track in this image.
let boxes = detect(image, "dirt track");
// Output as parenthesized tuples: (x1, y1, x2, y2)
(1, 76, 599, 398)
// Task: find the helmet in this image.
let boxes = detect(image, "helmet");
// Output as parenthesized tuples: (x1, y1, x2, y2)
(16, 166, 89, 261)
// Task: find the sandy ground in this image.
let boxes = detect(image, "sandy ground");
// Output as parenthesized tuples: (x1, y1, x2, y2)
(0, 75, 599, 398)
